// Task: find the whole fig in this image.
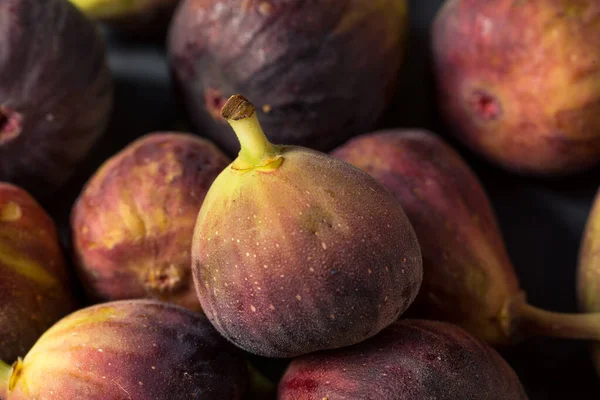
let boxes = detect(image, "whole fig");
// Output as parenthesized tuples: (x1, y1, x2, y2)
(168, 0, 408, 155)
(0, 300, 249, 399)
(578, 188, 600, 376)
(192, 95, 422, 358)
(279, 319, 528, 400)
(0, 182, 75, 363)
(0, 0, 113, 196)
(332, 130, 600, 349)
(432, 0, 600, 175)
(71, 133, 230, 311)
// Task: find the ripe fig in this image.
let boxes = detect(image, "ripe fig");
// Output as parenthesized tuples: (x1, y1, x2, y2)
(0, 183, 75, 363)
(332, 129, 600, 348)
(192, 95, 422, 358)
(578, 188, 600, 375)
(0, 299, 249, 399)
(71, 133, 230, 311)
(432, 0, 600, 175)
(0, 0, 113, 196)
(167, 0, 408, 155)
(278, 319, 528, 400)
(68, 0, 180, 37)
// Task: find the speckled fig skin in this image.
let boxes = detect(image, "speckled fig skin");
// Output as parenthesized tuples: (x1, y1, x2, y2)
(71, 133, 230, 311)
(0, 183, 75, 363)
(0, 300, 249, 399)
(167, 0, 408, 155)
(278, 319, 528, 400)
(0, 0, 112, 196)
(432, 0, 600, 175)
(578, 188, 600, 375)
(331, 130, 521, 345)
(69, 0, 180, 38)
(193, 147, 422, 358)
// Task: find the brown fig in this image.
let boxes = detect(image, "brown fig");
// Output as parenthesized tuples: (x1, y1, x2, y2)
(0, 182, 75, 363)
(71, 133, 230, 311)
(578, 188, 600, 376)
(0, 299, 249, 399)
(0, 0, 113, 196)
(167, 0, 408, 155)
(332, 129, 600, 349)
(191, 95, 422, 358)
(279, 319, 528, 400)
(432, 0, 600, 175)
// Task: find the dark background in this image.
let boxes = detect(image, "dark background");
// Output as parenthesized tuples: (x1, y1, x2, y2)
(44, 0, 600, 398)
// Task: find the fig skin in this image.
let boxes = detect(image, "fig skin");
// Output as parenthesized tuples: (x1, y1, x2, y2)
(578, 188, 600, 375)
(0, 299, 249, 399)
(278, 319, 528, 400)
(71, 133, 230, 311)
(432, 0, 600, 175)
(167, 0, 408, 155)
(68, 0, 180, 37)
(0, 183, 75, 363)
(332, 129, 600, 349)
(192, 95, 423, 358)
(0, 0, 113, 196)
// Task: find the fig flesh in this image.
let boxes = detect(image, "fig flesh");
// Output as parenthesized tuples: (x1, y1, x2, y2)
(71, 133, 230, 311)
(168, 0, 408, 155)
(432, 0, 600, 175)
(332, 129, 600, 350)
(0, 299, 249, 399)
(0, 182, 75, 363)
(191, 95, 422, 358)
(278, 319, 528, 400)
(0, 0, 113, 196)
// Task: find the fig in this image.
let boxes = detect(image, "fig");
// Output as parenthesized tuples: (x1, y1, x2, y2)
(578, 188, 600, 375)
(0, 182, 75, 363)
(278, 319, 528, 400)
(192, 95, 422, 358)
(432, 0, 600, 175)
(332, 129, 600, 348)
(167, 0, 408, 155)
(71, 132, 230, 311)
(68, 0, 180, 37)
(0, 299, 249, 399)
(0, 0, 113, 196)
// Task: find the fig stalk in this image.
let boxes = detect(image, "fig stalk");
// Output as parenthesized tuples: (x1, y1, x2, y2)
(0, 360, 12, 394)
(69, 0, 145, 19)
(222, 95, 282, 171)
(516, 303, 600, 342)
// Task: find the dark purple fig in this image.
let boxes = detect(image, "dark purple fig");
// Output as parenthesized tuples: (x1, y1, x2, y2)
(578, 188, 600, 376)
(0, 182, 75, 363)
(191, 95, 422, 358)
(278, 319, 528, 399)
(167, 0, 408, 155)
(71, 133, 230, 311)
(432, 0, 600, 175)
(332, 130, 600, 349)
(0, 299, 249, 399)
(68, 0, 180, 37)
(0, 0, 113, 196)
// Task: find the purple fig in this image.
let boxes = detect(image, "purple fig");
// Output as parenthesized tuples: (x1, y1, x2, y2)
(578, 188, 600, 376)
(0, 0, 113, 196)
(0, 299, 249, 399)
(432, 0, 600, 175)
(71, 133, 230, 311)
(0, 182, 75, 363)
(167, 0, 408, 155)
(68, 0, 180, 37)
(191, 95, 422, 358)
(278, 319, 528, 399)
(332, 129, 600, 349)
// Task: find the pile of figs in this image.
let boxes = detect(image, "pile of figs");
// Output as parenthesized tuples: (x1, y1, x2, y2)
(1, 0, 600, 398)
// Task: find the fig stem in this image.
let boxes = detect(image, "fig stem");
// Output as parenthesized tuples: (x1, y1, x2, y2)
(517, 303, 600, 341)
(68, 0, 145, 19)
(0, 360, 12, 394)
(221, 95, 282, 171)
(246, 362, 276, 399)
